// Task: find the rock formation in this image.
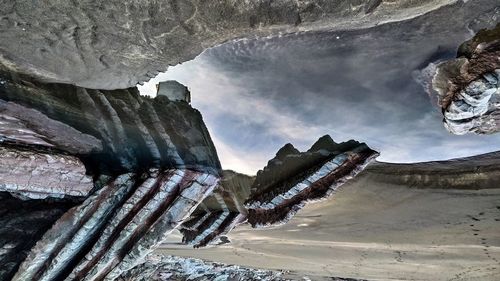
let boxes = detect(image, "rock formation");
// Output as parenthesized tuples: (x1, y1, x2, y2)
(0, 0, 459, 89)
(0, 58, 377, 279)
(364, 150, 500, 190)
(116, 255, 363, 281)
(0, 0, 477, 280)
(0, 62, 221, 280)
(426, 24, 500, 135)
(246, 136, 378, 228)
(180, 136, 379, 247)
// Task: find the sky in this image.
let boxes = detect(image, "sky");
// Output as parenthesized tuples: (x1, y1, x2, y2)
(138, 4, 500, 175)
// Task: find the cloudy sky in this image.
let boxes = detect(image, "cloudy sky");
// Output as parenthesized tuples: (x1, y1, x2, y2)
(139, 3, 500, 175)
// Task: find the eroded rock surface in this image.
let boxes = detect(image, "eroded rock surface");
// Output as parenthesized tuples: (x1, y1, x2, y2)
(428, 24, 500, 135)
(366, 150, 500, 189)
(13, 170, 218, 281)
(0, 66, 220, 175)
(180, 136, 378, 247)
(0, 0, 458, 89)
(0, 193, 76, 281)
(0, 146, 92, 200)
(116, 255, 363, 281)
(0, 63, 222, 280)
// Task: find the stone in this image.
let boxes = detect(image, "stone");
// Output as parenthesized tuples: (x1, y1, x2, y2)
(157, 81, 191, 103)
(427, 24, 500, 135)
(0, 146, 93, 200)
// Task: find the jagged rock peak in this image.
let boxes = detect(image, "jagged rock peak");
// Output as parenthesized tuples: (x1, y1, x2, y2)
(246, 136, 378, 228)
(253, 135, 362, 193)
(180, 136, 378, 246)
(308, 134, 339, 152)
(275, 143, 300, 160)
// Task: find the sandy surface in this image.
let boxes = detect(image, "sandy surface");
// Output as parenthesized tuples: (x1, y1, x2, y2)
(158, 173, 500, 281)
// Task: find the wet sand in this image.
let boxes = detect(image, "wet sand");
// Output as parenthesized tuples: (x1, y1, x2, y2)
(158, 171, 500, 280)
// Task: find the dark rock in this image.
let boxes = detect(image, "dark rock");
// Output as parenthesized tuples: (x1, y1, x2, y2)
(246, 137, 379, 227)
(428, 24, 500, 135)
(0, 66, 221, 175)
(0, 194, 75, 281)
(366, 150, 500, 190)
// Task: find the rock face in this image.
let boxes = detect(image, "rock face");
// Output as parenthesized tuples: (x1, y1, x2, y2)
(0, 193, 76, 281)
(0, 59, 377, 279)
(13, 170, 218, 281)
(245, 135, 379, 228)
(365, 150, 500, 190)
(116, 255, 363, 281)
(428, 24, 500, 135)
(180, 136, 379, 247)
(157, 81, 191, 103)
(0, 65, 221, 175)
(0, 62, 222, 280)
(0, 146, 93, 200)
(0, 0, 458, 89)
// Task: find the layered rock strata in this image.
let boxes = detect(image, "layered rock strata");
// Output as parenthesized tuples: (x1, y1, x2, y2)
(428, 24, 500, 135)
(365, 150, 500, 190)
(180, 136, 379, 247)
(13, 170, 218, 281)
(0, 66, 220, 175)
(245, 136, 379, 228)
(0, 146, 92, 200)
(180, 171, 255, 247)
(0, 63, 222, 280)
(0, 193, 76, 280)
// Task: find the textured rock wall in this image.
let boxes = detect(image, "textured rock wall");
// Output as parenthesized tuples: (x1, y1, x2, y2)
(428, 24, 500, 135)
(0, 146, 93, 200)
(0, 193, 76, 281)
(13, 170, 218, 281)
(245, 136, 378, 228)
(0, 66, 221, 175)
(365, 151, 500, 190)
(0, 0, 457, 89)
(0, 63, 222, 280)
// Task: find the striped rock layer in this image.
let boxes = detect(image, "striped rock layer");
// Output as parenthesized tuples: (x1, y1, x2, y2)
(0, 65, 220, 176)
(180, 135, 379, 247)
(0, 63, 222, 281)
(429, 24, 500, 135)
(13, 170, 218, 281)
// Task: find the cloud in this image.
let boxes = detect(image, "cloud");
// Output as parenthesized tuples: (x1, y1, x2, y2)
(139, 8, 500, 174)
